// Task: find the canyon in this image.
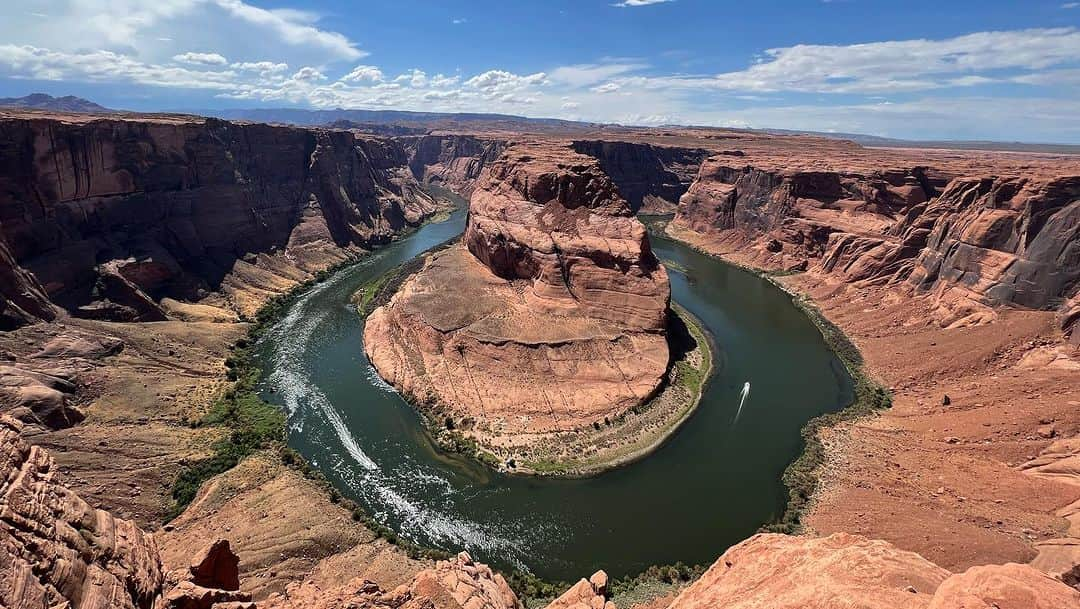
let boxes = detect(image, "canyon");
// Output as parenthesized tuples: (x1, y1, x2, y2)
(0, 107, 1078, 609)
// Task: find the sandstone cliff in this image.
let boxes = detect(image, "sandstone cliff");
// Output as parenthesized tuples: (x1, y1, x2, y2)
(405, 134, 507, 195)
(0, 112, 440, 321)
(364, 142, 670, 449)
(571, 140, 707, 214)
(670, 142, 1080, 330)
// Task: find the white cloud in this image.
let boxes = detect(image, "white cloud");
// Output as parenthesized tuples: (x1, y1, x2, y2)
(173, 51, 228, 65)
(548, 62, 646, 87)
(340, 64, 384, 83)
(465, 70, 548, 98)
(394, 69, 428, 88)
(1063, 3, 1079, 8)
(591, 82, 621, 94)
(211, 0, 361, 60)
(612, 0, 674, 7)
(232, 61, 289, 74)
(0, 0, 363, 67)
(684, 27, 1080, 94)
(452, 18, 467, 24)
(290, 66, 325, 82)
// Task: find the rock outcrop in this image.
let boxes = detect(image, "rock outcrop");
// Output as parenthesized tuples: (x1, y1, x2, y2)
(0, 415, 163, 609)
(263, 552, 521, 609)
(0, 112, 440, 320)
(365, 142, 670, 447)
(670, 141, 1080, 329)
(543, 571, 612, 609)
(405, 134, 507, 195)
(667, 533, 1080, 609)
(0, 236, 55, 329)
(571, 140, 707, 213)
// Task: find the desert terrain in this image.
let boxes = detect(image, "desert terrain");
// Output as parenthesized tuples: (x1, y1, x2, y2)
(0, 106, 1078, 609)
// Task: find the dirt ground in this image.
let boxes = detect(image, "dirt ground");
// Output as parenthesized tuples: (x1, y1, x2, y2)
(784, 274, 1080, 574)
(0, 313, 432, 601)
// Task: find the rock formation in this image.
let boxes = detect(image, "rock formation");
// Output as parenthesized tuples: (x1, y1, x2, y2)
(667, 533, 1080, 609)
(406, 134, 507, 195)
(670, 138, 1080, 330)
(571, 140, 707, 213)
(263, 552, 521, 609)
(0, 236, 55, 329)
(364, 142, 670, 446)
(0, 415, 163, 609)
(543, 571, 613, 609)
(0, 111, 441, 320)
(0, 413, 523, 609)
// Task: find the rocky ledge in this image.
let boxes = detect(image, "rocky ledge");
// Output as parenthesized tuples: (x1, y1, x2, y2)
(364, 141, 672, 463)
(667, 137, 1080, 335)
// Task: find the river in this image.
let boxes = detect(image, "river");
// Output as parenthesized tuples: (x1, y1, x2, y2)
(255, 204, 853, 581)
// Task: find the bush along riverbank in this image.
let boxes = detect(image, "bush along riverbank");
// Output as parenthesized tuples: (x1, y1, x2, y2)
(763, 295, 893, 534)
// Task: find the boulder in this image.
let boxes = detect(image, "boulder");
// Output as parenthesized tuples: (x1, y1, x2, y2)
(544, 571, 614, 609)
(927, 563, 1080, 609)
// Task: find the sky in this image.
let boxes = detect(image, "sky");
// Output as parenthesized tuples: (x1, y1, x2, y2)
(1, 1, 1079, 142)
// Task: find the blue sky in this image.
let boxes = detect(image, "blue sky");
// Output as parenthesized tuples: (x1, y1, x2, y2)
(2, 1, 1079, 142)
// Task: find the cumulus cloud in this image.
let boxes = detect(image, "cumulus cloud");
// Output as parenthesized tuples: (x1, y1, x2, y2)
(340, 64, 384, 83)
(690, 27, 1080, 94)
(465, 70, 548, 98)
(612, 0, 674, 7)
(290, 66, 325, 82)
(1, 5, 1077, 142)
(173, 51, 228, 65)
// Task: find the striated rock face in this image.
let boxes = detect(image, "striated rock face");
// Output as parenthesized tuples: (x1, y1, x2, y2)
(0, 236, 55, 329)
(667, 533, 1080, 609)
(0, 113, 440, 320)
(672, 148, 1080, 328)
(263, 551, 521, 609)
(405, 134, 507, 195)
(0, 415, 163, 609)
(571, 140, 707, 214)
(674, 157, 938, 256)
(365, 142, 670, 442)
(901, 176, 1080, 325)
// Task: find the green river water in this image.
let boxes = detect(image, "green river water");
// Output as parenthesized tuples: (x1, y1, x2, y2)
(256, 205, 852, 581)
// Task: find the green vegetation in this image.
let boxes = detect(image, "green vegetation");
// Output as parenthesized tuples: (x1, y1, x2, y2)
(763, 295, 892, 534)
(355, 238, 458, 318)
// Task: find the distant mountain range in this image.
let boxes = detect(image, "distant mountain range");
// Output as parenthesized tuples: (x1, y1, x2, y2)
(3, 93, 1077, 154)
(0, 93, 114, 113)
(192, 107, 597, 133)
(757, 128, 1080, 155)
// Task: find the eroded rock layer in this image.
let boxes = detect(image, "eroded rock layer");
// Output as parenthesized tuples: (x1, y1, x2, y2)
(0, 111, 440, 320)
(365, 142, 670, 440)
(405, 134, 507, 195)
(571, 140, 707, 213)
(667, 533, 1080, 609)
(0, 415, 163, 609)
(670, 141, 1080, 331)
